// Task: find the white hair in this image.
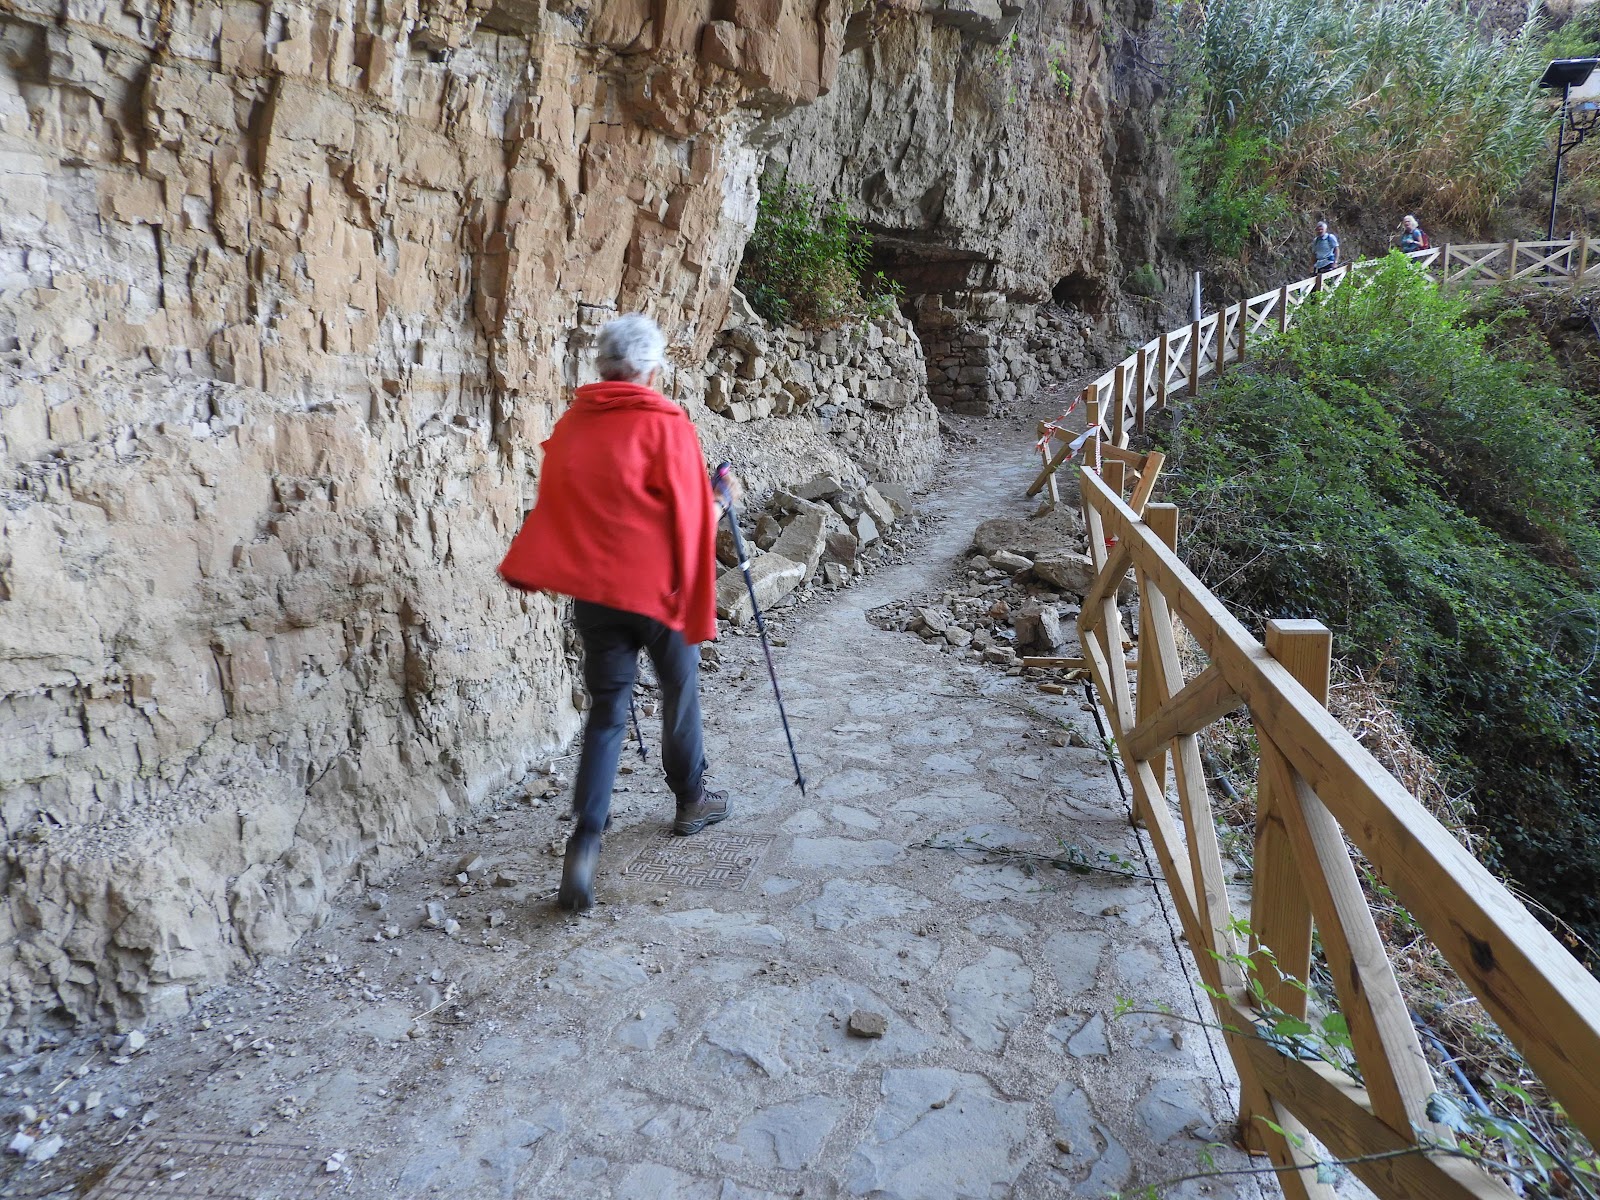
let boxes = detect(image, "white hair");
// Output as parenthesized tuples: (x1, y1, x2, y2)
(595, 314, 666, 383)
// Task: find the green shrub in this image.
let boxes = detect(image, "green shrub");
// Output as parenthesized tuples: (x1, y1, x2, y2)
(1157, 257, 1600, 956)
(1542, 4, 1600, 61)
(736, 177, 902, 328)
(1125, 263, 1164, 297)
(1176, 129, 1288, 256)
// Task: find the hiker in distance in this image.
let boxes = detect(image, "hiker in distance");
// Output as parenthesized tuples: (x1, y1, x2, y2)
(1398, 213, 1428, 253)
(1312, 220, 1340, 273)
(499, 313, 733, 913)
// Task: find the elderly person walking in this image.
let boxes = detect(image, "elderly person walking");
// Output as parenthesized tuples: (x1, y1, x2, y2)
(1312, 220, 1340, 273)
(499, 313, 730, 912)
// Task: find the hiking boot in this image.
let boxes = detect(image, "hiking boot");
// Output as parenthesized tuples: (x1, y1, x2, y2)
(673, 788, 730, 836)
(557, 830, 601, 912)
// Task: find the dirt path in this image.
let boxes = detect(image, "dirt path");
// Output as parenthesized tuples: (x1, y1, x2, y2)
(2, 410, 1274, 1200)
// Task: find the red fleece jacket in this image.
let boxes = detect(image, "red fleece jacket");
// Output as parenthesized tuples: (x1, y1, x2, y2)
(498, 381, 719, 644)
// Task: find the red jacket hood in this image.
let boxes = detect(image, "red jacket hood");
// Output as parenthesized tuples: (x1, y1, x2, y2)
(571, 380, 683, 414)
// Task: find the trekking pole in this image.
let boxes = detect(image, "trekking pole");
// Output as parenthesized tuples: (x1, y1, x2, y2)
(628, 689, 647, 760)
(713, 462, 807, 795)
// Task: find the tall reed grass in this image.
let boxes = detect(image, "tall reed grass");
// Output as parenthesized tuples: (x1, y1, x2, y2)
(1176, 0, 1556, 242)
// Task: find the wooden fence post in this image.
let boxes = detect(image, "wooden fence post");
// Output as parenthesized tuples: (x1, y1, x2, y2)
(1101, 456, 1125, 500)
(1085, 387, 1101, 474)
(1278, 284, 1290, 333)
(1036, 423, 1062, 510)
(1134, 347, 1149, 434)
(1241, 619, 1329, 1155)
(1251, 621, 1327, 1009)
(1576, 235, 1590, 295)
(1155, 333, 1170, 412)
(1113, 363, 1128, 447)
(1507, 239, 1519, 283)
(1238, 299, 1248, 365)
(1138, 504, 1179, 806)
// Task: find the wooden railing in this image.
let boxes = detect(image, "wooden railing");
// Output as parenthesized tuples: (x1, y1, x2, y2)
(1030, 237, 1598, 495)
(1067, 419, 1600, 1198)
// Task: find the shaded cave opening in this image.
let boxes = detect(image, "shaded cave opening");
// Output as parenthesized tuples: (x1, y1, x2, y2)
(1051, 271, 1109, 316)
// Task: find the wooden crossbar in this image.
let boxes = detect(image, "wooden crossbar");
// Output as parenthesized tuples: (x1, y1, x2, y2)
(1227, 996, 1516, 1200)
(1248, 292, 1279, 337)
(1508, 242, 1577, 280)
(1122, 662, 1241, 762)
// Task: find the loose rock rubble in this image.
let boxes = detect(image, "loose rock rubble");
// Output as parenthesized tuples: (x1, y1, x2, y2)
(714, 474, 922, 629)
(870, 500, 1140, 691)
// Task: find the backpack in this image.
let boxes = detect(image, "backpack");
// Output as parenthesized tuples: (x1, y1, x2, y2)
(1419, 230, 1430, 250)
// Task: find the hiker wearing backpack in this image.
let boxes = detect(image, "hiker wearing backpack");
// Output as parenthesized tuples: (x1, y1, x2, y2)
(1312, 221, 1340, 273)
(1399, 214, 1429, 254)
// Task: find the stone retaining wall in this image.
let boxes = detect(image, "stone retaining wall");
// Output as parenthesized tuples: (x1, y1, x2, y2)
(688, 296, 941, 493)
(917, 294, 1098, 414)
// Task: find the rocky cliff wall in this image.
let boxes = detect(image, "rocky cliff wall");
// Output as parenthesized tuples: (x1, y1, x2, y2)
(0, 0, 931, 1034)
(766, 0, 1173, 411)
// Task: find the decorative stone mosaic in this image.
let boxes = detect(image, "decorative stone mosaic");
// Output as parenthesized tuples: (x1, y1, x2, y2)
(84, 1133, 335, 1199)
(621, 831, 774, 890)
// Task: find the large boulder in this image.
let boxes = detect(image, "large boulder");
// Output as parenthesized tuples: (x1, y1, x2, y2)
(1029, 549, 1097, 594)
(851, 511, 880, 547)
(715, 554, 807, 625)
(825, 530, 859, 566)
(857, 484, 897, 533)
(874, 482, 915, 518)
(1031, 550, 1136, 602)
(768, 512, 827, 578)
(793, 473, 845, 502)
(716, 526, 741, 567)
(971, 517, 1077, 560)
(987, 549, 1032, 575)
(1014, 600, 1065, 653)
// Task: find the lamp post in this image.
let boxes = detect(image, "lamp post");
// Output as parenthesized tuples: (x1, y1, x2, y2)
(1538, 58, 1599, 240)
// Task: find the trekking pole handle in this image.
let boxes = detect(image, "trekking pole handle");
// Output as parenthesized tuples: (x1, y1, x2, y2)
(713, 462, 750, 565)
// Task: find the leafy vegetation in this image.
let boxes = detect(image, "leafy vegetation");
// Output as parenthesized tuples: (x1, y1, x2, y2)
(1155, 256, 1600, 956)
(735, 176, 902, 328)
(1166, 0, 1555, 253)
(1108, 913, 1600, 1196)
(1174, 129, 1286, 255)
(1125, 262, 1164, 297)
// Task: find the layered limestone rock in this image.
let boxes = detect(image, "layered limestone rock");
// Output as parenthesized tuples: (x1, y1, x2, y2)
(766, 0, 1175, 411)
(0, 0, 870, 1032)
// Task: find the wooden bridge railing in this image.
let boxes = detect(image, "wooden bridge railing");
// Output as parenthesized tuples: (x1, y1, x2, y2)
(1074, 463, 1600, 1198)
(1030, 236, 1598, 497)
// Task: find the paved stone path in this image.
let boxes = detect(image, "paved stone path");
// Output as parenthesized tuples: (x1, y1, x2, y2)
(3, 417, 1276, 1199)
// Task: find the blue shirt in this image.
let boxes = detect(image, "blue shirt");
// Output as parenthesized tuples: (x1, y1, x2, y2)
(1313, 232, 1339, 269)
